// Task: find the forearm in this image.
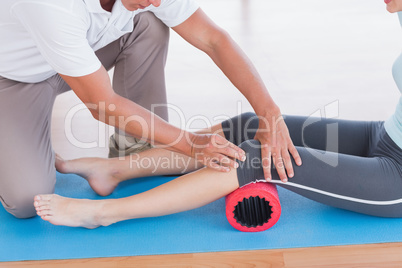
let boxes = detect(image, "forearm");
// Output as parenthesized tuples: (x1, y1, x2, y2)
(172, 8, 300, 179)
(62, 65, 243, 172)
(93, 93, 195, 156)
(206, 33, 280, 116)
(60, 67, 196, 156)
(98, 124, 226, 181)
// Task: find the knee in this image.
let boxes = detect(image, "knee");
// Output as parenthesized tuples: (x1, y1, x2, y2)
(236, 140, 265, 188)
(4, 196, 37, 219)
(1, 180, 55, 219)
(221, 112, 259, 145)
(241, 112, 259, 133)
(135, 12, 169, 44)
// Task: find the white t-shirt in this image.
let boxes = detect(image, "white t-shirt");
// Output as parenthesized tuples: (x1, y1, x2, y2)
(0, 0, 199, 83)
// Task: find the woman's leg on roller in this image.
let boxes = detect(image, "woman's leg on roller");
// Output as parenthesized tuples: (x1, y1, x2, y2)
(33, 112, 401, 228)
(34, 137, 401, 229)
(31, 116, 246, 227)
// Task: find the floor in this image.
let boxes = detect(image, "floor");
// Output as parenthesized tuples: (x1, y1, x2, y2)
(10, 0, 402, 266)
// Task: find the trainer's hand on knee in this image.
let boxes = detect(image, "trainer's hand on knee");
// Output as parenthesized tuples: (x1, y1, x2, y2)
(190, 134, 246, 172)
(254, 113, 302, 182)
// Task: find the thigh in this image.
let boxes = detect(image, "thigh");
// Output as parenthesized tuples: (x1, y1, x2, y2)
(271, 146, 402, 217)
(96, 12, 170, 139)
(0, 77, 56, 217)
(220, 113, 376, 157)
(284, 115, 377, 157)
(111, 12, 169, 120)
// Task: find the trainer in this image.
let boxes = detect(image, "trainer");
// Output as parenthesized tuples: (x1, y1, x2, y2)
(0, 0, 301, 218)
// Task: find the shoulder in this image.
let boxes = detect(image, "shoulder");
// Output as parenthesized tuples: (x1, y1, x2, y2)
(11, 0, 84, 10)
(145, 0, 199, 27)
(10, 0, 90, 30)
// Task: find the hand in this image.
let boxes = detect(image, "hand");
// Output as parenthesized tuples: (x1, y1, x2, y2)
(254, 112, 302, 182)
(190, 134, 246, 172)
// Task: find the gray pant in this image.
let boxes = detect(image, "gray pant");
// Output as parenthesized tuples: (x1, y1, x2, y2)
(223, 113, 402, 217)
(0, 12, 169, 218)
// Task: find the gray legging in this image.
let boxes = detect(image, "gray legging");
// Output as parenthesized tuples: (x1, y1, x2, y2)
(221, 112, 402, 217)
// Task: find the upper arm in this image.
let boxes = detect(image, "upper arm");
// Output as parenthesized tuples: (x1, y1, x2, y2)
(11, 1, 109, 114)
(172, 8, 229, 54)
(60, 66, 115, 117)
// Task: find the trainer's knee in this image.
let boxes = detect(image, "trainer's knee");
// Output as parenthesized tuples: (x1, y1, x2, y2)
(1, 179, 55, 219)
(3, 196, 37, 219)
(221, 112, 259, 145)
(236, 140, 265, 188)
(135, 12, 169, 44)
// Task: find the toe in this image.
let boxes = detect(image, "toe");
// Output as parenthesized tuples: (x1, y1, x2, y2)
(34, 200, 44, 209)
(36, 204, 50, 211)
(34, 194, 55, 207)
(41, 215, 55, 224)
(39, 194, 54, 201)
(38, 209, 53, 217)
(34, 194, 52, 202)
(34, 199, 48, 208)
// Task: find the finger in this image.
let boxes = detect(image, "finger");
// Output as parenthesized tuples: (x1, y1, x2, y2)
(281, 148, 294, 178)
(288, 143, 302, 166)
(209, 153, 237, 169)
(218, 146, 245, 164)
(215, 135, 246, 161)
(273, 150, 287, 182)
(261, 144, 272, 181)
(218, 154, 239, 169)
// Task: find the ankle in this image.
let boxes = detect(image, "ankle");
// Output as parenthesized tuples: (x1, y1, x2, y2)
(108, 159, 125, 184)
(96, 200, 119, 227)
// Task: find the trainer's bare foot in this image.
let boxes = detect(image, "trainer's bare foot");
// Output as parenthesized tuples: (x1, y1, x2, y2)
(34, 194, 115, 228)
(55, 154, 120, 196)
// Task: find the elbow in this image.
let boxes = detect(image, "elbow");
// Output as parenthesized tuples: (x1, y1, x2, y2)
(204, 28, 232, 55)
(90, 109, 101, 121)
(84, 93, 118, 123)
(87, 104, 104, 123)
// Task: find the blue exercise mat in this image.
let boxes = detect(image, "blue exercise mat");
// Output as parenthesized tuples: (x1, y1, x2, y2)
(1, 172, 402, 262)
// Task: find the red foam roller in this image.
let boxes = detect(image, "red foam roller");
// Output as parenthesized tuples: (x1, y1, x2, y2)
(225, 182, 281, 232)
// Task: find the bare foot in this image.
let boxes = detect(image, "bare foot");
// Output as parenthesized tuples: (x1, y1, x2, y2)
(34, 194, 115, 228)
(55, 154, 120, 196)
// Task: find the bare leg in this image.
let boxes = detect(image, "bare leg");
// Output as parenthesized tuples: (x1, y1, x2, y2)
(55, 124, 225, 196)
(33, 167, 239, 228)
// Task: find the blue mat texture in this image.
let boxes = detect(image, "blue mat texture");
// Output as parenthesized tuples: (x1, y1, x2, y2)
(1, 172, 402, 262)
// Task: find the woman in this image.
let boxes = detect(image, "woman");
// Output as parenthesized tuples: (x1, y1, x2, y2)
(34, 0, 402, 228)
